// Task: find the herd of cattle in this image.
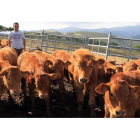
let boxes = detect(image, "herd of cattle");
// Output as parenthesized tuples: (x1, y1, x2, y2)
(0, 38, 140, 118)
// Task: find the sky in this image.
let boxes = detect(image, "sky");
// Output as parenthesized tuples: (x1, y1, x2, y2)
(1, 0, 140, 31)
(1, 22, 140, 31)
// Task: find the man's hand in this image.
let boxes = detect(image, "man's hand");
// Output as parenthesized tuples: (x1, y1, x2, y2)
(8, 40, 11, 47)
(23, 39, 26, 51)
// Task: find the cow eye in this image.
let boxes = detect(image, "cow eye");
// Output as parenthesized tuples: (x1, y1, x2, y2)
(77, 65, 80, 69)
(110, 91, 114, 97)
(7, 78, 11, 81)
(91, 65, 93, 68)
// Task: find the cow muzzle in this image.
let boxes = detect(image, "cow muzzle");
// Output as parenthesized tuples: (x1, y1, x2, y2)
(116, 110, 126, 117)
(79, 78, 88, 84)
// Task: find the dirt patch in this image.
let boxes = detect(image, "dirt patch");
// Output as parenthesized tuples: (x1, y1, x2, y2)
(0, 79, 104, 118)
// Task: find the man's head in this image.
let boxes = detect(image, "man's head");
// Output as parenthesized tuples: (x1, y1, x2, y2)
(13, 22, 19, 31)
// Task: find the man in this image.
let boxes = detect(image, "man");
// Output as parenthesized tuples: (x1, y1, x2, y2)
(8, 22, 25, 56)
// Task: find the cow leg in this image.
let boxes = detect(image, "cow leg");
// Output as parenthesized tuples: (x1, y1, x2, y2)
(58, 80, 65, 102)
(110, 113, 114, 118)
(28, 83, 36, 114)
(104, 106, 110, 118)
(42, 92, 52, 117)
(89, 89, 96, 118)
(74, 85, 84, 117)
(7, 90, 14, 104)
(21, 77, 26, 95)
(0, 93, 3, 112)
(21, 77, 27, 104)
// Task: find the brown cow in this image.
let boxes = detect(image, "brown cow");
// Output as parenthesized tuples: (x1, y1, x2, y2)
(96, 70, 140, 117)
(0, 39, 12, 48)
(17, 51, 58, 116)
(135, 59, 140, 70)
(98, 60, 123, 85)
(121, 61, 138, 72)
(70, 48, 101, 117)
(52, 49, 72, 81)
(33, 50, 71, 100)
(0, 47, 29, 104)
(95, 79, 140, 118)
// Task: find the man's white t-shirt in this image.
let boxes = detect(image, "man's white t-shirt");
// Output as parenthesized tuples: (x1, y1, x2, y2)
(8, 30, 25, 49)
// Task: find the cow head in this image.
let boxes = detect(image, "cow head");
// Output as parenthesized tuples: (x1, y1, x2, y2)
(122, 61, 138, 72)
(34, 72, 59, 97)
(102, 61, 123, 75)
(73, 54, 95, 84)
(95, 80, 140, 118)
(0, 66, 30, 95)
(47, 57, 71, 80)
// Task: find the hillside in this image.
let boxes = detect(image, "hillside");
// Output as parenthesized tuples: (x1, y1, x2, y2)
(65, 31, 108, 38)
(0, 25, 13, 31)
(44, 25, 140, 38)
(131, 34, 140, 39)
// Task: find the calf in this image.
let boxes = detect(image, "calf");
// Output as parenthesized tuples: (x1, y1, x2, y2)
(0, 47, 29, 105)
(121, 61, 138, 72)
(52, 50, 71, 81)
(96, 70, 140, 118)
(96, 79, 140, 118)
(70, 48, 101, 117)
(98, 60, 123, 85)
(18, 51, 58, 116)
(0, 39, 11, 48)
(33, 50, 71, 100)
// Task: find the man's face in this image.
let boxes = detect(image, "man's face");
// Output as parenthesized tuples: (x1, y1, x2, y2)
(13, 23, 19, 31)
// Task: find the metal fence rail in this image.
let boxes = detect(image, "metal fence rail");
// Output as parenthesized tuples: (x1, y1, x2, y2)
(0, 31, 140, 64)
(40, 31, 88, 53)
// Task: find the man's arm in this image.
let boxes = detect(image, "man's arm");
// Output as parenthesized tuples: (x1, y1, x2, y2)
(8, 39, 11, 47)
(23, 39, 26, 50)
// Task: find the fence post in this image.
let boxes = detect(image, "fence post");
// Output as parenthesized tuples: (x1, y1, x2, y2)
(84, 36, 87, 48)
(128, 39, 132, 62)
(37, 35, 39, 48)
(41, 31, 44, 50)
(98, 39, 101, 55)
(68, 37, 71, 52)
(54, 35, 56, 52)
(87, 35, 90, 49)
(45, 34, 48, 52)
(30, 34, 32, 48)
(92, 39, 94, 52)
(105, 32, 111, 60)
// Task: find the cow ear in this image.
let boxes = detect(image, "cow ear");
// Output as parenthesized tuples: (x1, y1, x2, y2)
(95, 83, 109, 94)
(129, 85, 140, 96)
(45, 59, 53, 66)
(21, 70, 30, 79)
(109, 59, 116, 65)
(106, 67, 116, 74)
(73, 54, 79, 62)
(0, 68, 9, 77)
(115, 66, 123, 73)
(52, 49, 60, 56)
(64, 61, 71, 68)
(40, 73, 59, 80)
(121, 62, 126, 66)
(97, 58, 105, 65)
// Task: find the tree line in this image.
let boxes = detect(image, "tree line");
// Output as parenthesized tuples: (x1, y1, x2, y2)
(0, 25, 14, 31)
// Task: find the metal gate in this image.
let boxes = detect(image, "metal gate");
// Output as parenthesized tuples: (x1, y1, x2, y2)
(1, 31, 140, 64)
